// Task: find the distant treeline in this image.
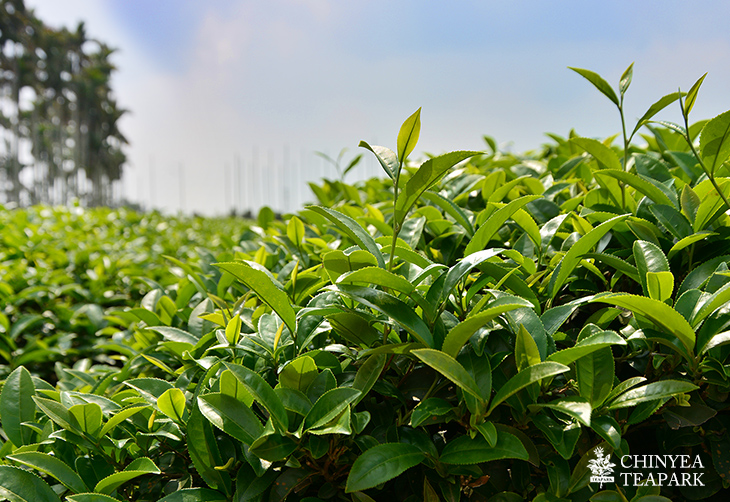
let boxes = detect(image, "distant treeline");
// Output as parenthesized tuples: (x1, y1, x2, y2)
(0, 0, 126, 207)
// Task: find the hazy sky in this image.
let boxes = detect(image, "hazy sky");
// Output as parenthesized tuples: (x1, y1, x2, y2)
(25, 0, 730, 215)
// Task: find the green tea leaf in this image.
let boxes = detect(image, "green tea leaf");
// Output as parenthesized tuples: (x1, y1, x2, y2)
(286, 216, 305, 246)
(94, 458, 160, 495)
(304, 388, 361, 431)
(157, 388, 187, 424)
(439, 430, 529, 464)
(549, 214, 628, 298)
(279, 356, 318, 392)
(0, 465, 60, 502)
(397, 107, 421, 163)
(337, 267, 415, 296)
(591, 293, 695, 356)
(307, 206, 385, 268)
(412, 348, 485, 401)
(571, 137, 622, 170)
(359, 141, 398, 180)
(606, 380, 699, 410)
(154, 489, 227, 501)
(223, 363, 289, 432)
(596, 170, 675, 207)
(198, 393, 263, 444)
(488, 362, 569, 414)
(249, 433, 298, 462)
(464, 196, 541, 256)
(528, 397, 592, 426)
(568, 67, 619, 106)
(547, 330, 626, 366)
(345, 443, 425, 493)
(0, 366, 36, 446)
(646, 271, 674, 303)
(515, 324, 541, 371)
(394, 151, 479, 224)
(684, 73, 707, 116)
(187, 404, 231, 494)
(619, 62, 633, 95)
(631, 92, 684, 139)
(441, 300, 531, 357)
(352, 354, 387, 405)
(215, 262, 297, 337)
(700, 109, 730, 175)
(7, 452, 89, 493)
(334, 284, 433, 347)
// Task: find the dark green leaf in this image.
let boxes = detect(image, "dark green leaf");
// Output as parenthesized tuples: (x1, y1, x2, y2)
(345, 443, 425, 493)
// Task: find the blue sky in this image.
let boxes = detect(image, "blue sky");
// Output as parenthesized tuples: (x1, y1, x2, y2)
(26, 1, 730, 215)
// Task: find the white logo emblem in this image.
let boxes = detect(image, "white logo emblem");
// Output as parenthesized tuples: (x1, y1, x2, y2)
(588, 447, 616, 488)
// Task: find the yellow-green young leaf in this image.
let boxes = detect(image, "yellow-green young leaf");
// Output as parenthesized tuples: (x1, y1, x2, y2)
(225, 315, 242, 345)
(547, 330, 626, 366)
(0, 465, 61, 502)
(100, 405, 148, 436)
(685, 73, 707, 116)
(571, 137, 622, 170)
(336, 267, 415, 296)
(279, 356, 318, 392)
(157, 388, 187, 423)
(214, 262, 297, 337)
(219, 370, 254, 405)
(286, 216, 305, 245)
(359, 141, 398, 180)
(631, 92, 684, 139)
(464, 195, 541, 256)
(668, 231, 716, 259)
(69, 403, 103, 437)
(481, 170, 506, 201)
(304, 387, 361, 431)
(397, 107, 421, 162)
(516, 324, 542, 371)
(596, 170, 674, 207)
(700, 109, 730, 175)
(322, 249, 379, 283)
(619, 62, 633, 95)
(345, 443, 425, 493)
(693, 179, 730, 232)
(646, 271, 674, 302)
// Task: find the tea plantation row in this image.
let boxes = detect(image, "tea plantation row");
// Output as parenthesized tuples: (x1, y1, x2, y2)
(1, 67, 729, 501)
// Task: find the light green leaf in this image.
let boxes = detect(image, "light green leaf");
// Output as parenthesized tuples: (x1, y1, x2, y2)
(334, 284, 433, 347)
(549, 214, 629, 298)
(646, 271, 674, 303)
(304, 388, 361, 431)
(441, 301, 531, 358)
(577, 347, 615, 408)
(619, 62, 633, 95)
(684, 73, 707, 116)
(286, 216, 305, 245)
(547, 330, 626, 366)
(631, 92, 684, 139)
(345, 443, 425, 493)
(596, 170, 675, 207)
(700, 109, 730, 175)
(154, 488, 227, 501)
(397, 107, 421, 162)
(421, 191, 474, 237)
(571, 137, 622, 170)
(591, 293, 695, 356)
(337, 267, 415, 296)
(464, 196, 541, 256)
(225, 315, 242, 345)
(66, 495, 122, 502)
(94, 458, 160, 495)
(633, 240, 670, 297)
(306, 206, 385, 269)
(568, 67, 619, 106)
(157, 388, 187, 424)
(215, 262, 297, 337)
(606, 380, 699, 410)
(100, 405, 148, 436)
(487, 362, 570, 414)
(394, 151, 479, 223)
(668, 231, 716, 259)
(359, 141, 398, 180)
(279, 356, 318, 392)
(0, 366, 36, 446)
(515, 324, 541, 371)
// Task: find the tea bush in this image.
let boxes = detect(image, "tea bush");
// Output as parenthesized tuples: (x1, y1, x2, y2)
(1, 65, 729, 501)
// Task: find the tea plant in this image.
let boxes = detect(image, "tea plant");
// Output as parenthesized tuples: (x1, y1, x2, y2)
(1, 65, 730, 502)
